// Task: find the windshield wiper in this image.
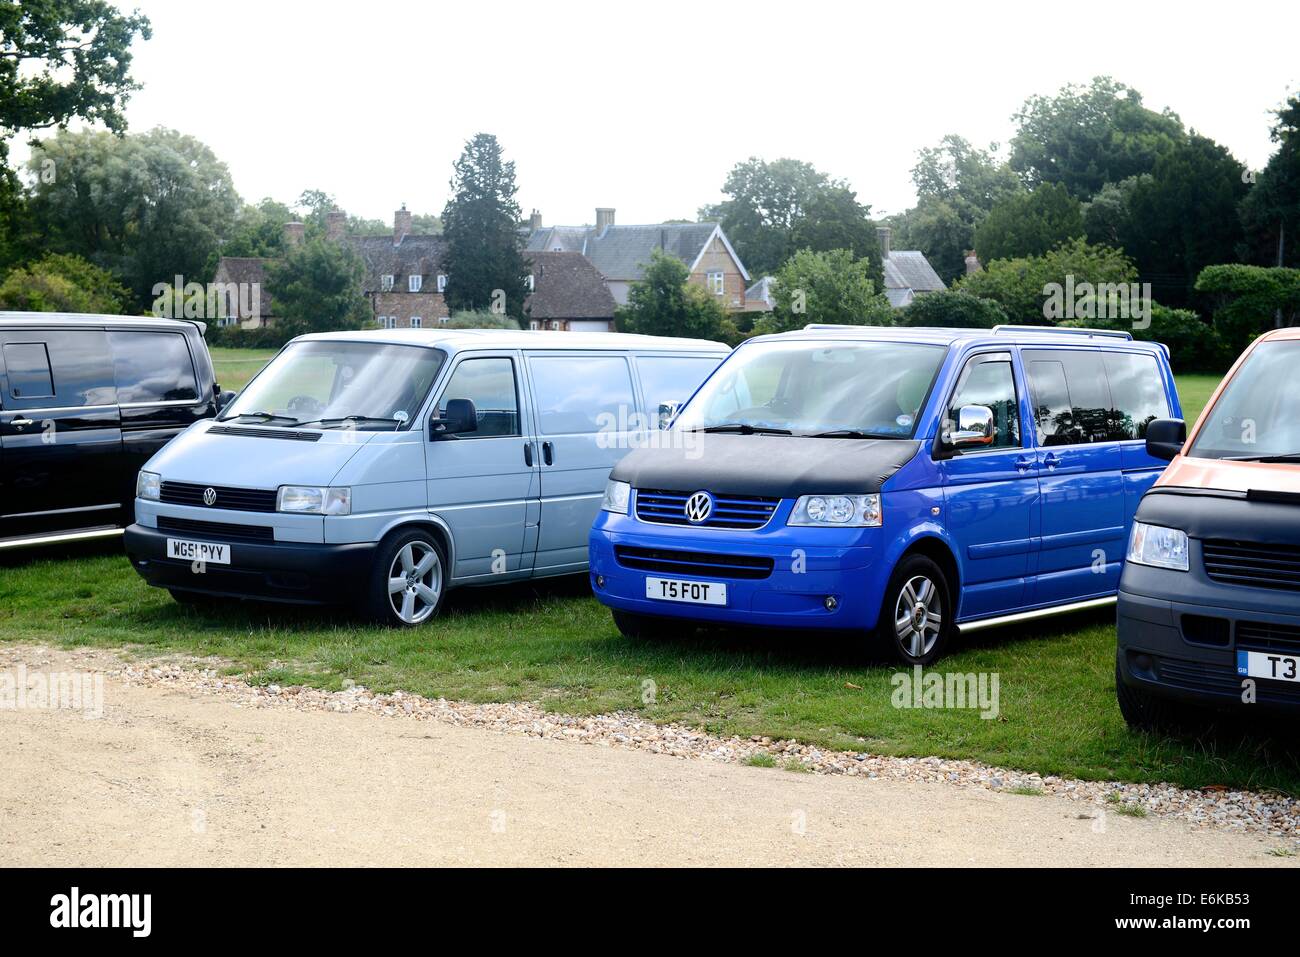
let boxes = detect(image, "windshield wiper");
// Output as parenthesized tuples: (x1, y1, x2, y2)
(690, 423, 793, 435)
(805, 429, 891, 439)
(221, 410, 300, 424)
(295, 415, 405, 430)
(1222, 452, 1300, 463)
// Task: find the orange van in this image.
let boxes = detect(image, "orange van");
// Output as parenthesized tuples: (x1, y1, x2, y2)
(1117, 327, 1300, 727)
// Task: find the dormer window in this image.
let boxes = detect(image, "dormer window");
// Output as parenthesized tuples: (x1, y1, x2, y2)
(436, 274, 447, 293)
(409, 275, 422, 293)
(381, 274, 394, 292)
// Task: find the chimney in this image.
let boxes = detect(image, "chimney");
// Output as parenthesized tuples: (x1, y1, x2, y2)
(876, 226, 892, 260)
(529, 209, 543, 231)
(595, 207, 615, 233)
(964, 251, 982, 275)
(283, 221, 305, 247)
(326, 210, 346, 242)
(394, 204, 412, 244)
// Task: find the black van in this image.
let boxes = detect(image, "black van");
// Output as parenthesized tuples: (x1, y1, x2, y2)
(0, 313, 221, 550)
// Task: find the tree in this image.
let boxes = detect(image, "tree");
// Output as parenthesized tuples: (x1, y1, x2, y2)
(27, 127, 240, 307)
(441, 133, 530, 319)
(0, 0, 152, 265)
(1082, 175, 1149, 248)
(615, 249, 727, 339)
(897, 289, 1008, 328)
(974, 183, 1084, 262)
(760, 248, 893, 334)
(1009, 76, 1185, 198)
(1240, 93, 1300, 268)
(788, 185, 884, 287)
(888, 199, 972, 284)
(1195, 263, 1300, 354)
(956, 238, 1138, 325)
(0, 252, 130, 313)
(265, 238, 368, 337)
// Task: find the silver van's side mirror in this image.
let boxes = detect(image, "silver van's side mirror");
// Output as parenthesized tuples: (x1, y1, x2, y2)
(216, 389, 237, 412)
(658, 400, 683, 430)
(943, 405, 995, 448)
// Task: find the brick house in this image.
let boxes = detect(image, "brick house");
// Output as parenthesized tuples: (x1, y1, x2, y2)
(524, 208, 752, 312)
(523, 250, 618, 332)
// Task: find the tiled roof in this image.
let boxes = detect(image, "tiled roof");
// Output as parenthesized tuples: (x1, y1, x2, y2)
(526, 222, 730, 282)
(884, 250, 945, 294)
(344, 234, 444, 292)
(213, 257, 274, 317)
(524, 251, 617, 320)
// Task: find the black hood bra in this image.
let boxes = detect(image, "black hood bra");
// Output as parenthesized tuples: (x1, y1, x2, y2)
(610, 433, 921, 498)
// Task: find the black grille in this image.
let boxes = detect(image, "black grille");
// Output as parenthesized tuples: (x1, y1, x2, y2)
(160, 480, 278, 512)
(1181, 614, 1230, 647)
(208, 425, 321, 442)
(1203, 539, 1300, 590)
(634, 489, 778, 529)
(157, 516, 274, 542)
(1157, 657, 1300, 704)
(614, 545, 774, 580)
(1236, 621, 1300, 655)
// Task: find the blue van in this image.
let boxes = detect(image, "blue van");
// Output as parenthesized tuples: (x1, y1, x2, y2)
(589, 325, 1181, 663)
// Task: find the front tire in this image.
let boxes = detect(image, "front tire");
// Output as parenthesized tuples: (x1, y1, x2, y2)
(366, 529, 447, 627)
(1115, 659, 1196, 732)
(875, 555, 953, 665)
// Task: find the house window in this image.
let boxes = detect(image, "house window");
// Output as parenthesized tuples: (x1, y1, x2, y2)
(377, 316, 394, 329)
(438, 316, 449, 325)
(706, 271, 725, 296)
(529, 320, 540, 330)
(409, 275, 422, 293)
(381, 274, 394, 292)
(526, 274, 535, 292)
(436, 274, 447, 293)
(410, 316, 422, 329)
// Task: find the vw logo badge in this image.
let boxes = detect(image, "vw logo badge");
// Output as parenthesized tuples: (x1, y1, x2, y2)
(684, 490, 714, 524)
(202, 487, 217, 506)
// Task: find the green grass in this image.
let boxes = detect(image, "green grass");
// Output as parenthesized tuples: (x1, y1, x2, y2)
(743, 753, 777, 768)
(1173, 373, 1224, 425)
(4, 541, 1299, 796)
(208, 346, 278, 390)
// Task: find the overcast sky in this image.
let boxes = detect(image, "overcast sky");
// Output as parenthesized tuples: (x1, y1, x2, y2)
(33, 0, 1300, 227)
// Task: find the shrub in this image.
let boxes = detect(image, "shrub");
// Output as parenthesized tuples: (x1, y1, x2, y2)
(1194, 263, 1300, 355)
(897, 289, 1008, 328)
(1061, 302, 1226, 373)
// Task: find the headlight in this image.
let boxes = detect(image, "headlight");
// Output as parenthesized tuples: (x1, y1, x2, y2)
(601, 479, 631, 515)
(788, 494, 882, 527)
(1127, 522, 1189, 571)
(136, 471, 161, 501)
(277, 485, 352, 515)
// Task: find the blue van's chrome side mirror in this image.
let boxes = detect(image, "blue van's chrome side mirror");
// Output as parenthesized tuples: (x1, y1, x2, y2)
(658, 400, 683, 430)
(943, 405, 995, 449)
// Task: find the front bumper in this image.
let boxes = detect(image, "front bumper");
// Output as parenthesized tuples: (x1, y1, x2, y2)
(588, 516, 882, 631)
(1117, 561, 1300, 714)
(124, 523, 376, 605)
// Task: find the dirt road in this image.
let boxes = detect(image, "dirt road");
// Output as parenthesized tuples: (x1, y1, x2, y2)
(0, 645, 1291, 867)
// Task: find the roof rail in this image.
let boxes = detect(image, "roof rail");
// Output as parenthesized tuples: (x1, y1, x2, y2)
(800, 324, 952, 331)
(992, 324, 1133, 341)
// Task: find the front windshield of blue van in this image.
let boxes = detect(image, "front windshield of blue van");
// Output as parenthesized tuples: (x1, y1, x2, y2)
(220, 340, 446, 430)
(672, 339, 946, 438)
(1188, 339, 1300, 460)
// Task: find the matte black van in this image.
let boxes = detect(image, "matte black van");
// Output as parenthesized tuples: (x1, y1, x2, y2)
(0, 313, 220, 550)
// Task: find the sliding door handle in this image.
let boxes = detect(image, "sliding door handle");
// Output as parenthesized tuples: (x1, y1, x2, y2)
(542, 441, 554, 466)
(524, 442, 534, 467)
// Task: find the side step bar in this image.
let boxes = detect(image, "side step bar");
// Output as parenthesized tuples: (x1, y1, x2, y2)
(0, 527, 124, 551)
(957, 596, 1116, 633)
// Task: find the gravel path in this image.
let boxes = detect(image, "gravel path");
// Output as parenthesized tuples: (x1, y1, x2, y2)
(1, 643, 1296, 866)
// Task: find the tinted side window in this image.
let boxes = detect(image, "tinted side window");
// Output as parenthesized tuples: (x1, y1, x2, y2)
(438, 357, 519, 437)
(111, 331, 199, 403)
(2, 330, 115, 409)
(531, 355, 634, 435)
(1103, 352, 1169, 440)
(4, 342, 55, 399)
(947, 355, 1020, 450)
(1024, 349, 1114, 446)
(636, 355, 722, 421)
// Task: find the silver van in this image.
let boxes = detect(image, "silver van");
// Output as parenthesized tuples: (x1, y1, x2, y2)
(124, 329, 728, 625)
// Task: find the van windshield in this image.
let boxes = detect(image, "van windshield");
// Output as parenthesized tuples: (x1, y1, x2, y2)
(1189, 339, 1300, 461)
(672, 339, 946, 438)
(220, 340, 446, 430)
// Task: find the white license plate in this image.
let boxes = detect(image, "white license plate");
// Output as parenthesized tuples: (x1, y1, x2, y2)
(166, 537, 231, 565)
(1237, 650, 1300, 683)
(645, 576, 726, 606)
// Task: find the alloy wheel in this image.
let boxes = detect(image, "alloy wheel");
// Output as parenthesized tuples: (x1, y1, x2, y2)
(894, 574, 943, 659)
(387, 539, 442, 624)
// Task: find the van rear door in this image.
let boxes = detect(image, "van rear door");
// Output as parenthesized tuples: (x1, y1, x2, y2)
(524, 350, 637, 573)
(0, 328, 125, 540)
